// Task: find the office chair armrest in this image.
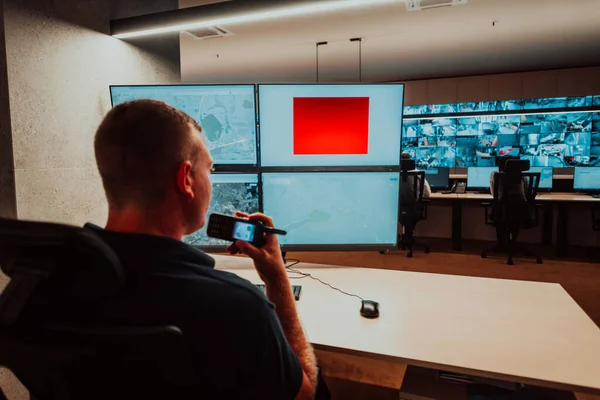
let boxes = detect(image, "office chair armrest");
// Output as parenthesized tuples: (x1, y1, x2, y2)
(482, 202, 493, 226)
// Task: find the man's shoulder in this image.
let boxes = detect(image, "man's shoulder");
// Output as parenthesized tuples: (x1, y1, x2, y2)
(150, 260, 269, 310)
(188, 266, 267, 304)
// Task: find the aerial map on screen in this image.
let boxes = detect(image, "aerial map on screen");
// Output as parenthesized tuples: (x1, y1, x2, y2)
(183, 174, 259, 247)
(262, 172, 400, 246)
(111, 85, 257, 165)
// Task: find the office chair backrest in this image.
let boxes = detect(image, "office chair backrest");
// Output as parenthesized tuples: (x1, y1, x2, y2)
(504, 159, 530, 180)
(400, 170, 426, 214)
(0, 218, 125, 327)
(0, 218, 196, 400)
(491, 160, 540, 230)
(400, 159, 416, 174)
(496, 155, 520, 171)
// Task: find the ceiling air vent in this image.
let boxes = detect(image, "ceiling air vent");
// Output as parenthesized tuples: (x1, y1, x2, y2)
(183, 26, 233, 40)
(405, 0, 468, 11)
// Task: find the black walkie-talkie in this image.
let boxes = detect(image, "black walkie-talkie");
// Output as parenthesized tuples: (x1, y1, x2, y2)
(206, 213, 287, 248)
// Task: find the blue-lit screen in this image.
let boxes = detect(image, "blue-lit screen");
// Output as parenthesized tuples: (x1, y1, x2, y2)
(423, 168, 450, 189)
(527, 167, 553, 189)
(403, 97, 598, 168)
(573, 167, 600, 191)
(467, 167, 499, 189)
(183, 174, 259, 247)
(262, 172, 400, 247)
(110, 85, 257, 165)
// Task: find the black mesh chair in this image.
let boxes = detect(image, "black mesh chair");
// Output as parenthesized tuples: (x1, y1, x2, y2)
(481, 160, 543, 266)
(0, 218, 197, 400)
(0, 218, 332, 400)
(399, 160, 430, 258)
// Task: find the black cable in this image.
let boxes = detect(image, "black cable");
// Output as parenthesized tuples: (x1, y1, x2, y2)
(286, 264, 365, 301)
(286, 259, 308, 279)
(285, 259, 301, 269)
(285, 259, 307, 279)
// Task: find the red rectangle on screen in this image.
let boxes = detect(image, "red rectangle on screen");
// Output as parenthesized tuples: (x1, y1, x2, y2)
(293, 97, 370, 155)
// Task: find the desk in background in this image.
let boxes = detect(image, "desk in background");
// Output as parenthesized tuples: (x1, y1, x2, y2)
(427, 192, 600, 256)
(215, 255, 600, 395)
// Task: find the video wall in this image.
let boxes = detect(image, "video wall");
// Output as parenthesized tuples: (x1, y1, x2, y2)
(403, 96, 600, 169)
(110, 84, 404, 250)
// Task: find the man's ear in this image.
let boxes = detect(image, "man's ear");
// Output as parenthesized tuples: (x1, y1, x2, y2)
(176, 161, 194, 199)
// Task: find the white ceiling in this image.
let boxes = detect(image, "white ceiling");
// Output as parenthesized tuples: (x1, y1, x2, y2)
(179, 0, 600, 83)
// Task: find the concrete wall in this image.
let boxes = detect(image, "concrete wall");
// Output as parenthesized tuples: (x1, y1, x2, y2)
(0, 0, 15, 219)
(4, 0, 179, 227)
(0, 0, 179, 397)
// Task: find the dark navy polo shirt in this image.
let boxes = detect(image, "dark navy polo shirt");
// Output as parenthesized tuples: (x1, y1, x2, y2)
(21, 224, 303, 399)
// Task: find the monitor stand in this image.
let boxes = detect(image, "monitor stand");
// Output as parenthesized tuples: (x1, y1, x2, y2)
(589, 193, 600, 199)
(475, 190, 490, 195)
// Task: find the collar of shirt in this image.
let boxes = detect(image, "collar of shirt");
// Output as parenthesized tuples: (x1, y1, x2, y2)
(84, 223, 216, 274)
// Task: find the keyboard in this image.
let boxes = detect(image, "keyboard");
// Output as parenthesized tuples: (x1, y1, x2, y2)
(255, 284, 302, 301)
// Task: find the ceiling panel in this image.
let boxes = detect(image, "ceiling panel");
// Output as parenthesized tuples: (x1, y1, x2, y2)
(179, 0, 600, 82)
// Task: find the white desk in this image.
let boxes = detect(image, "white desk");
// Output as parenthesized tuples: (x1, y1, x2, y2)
(428, 192, 456, 200)
(215, 255, 600, 394)
(454, 192, 600, 203)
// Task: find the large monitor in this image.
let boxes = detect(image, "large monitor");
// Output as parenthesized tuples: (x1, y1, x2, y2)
(467, 167, 499, 190)
(183, 174, 259, 247)
(526, 167, 553, 190)
(403, 108, 596, 168)
(258, 84, 404, 167)
(424, 168, 450, 190)
(262, 172, 400, 250)
(573, 167, 600, 191)
(110, 85, 257, 165)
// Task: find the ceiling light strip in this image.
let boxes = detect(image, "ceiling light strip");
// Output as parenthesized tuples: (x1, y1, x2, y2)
(112, 0, 398, 39)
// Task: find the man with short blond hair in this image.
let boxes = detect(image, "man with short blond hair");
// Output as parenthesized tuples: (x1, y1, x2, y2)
(25, 100, 317, 399)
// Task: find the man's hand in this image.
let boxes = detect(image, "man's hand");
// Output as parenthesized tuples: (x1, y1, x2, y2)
(227, 212, 318, 396)
(226, 212, 287, 285)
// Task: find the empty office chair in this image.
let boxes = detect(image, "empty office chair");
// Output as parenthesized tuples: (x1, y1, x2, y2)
(398, 160, 430, 258)
(0, 218, 198, 400)
(481, 159, 542, 265)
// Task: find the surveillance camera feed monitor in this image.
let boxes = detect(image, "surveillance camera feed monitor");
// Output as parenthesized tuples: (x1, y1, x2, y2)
(258, 84, 404, 167)
(262, 172, 400, 250)
(110, 85, 258, 165)
(526, 167, 553, 190)
(423, 168, 450, 189)
(183, 174, 259, 247)
(404, 110, 598, 168)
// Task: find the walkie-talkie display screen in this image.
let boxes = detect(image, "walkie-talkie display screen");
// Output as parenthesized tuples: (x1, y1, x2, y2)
(232, 222, 256, 242)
